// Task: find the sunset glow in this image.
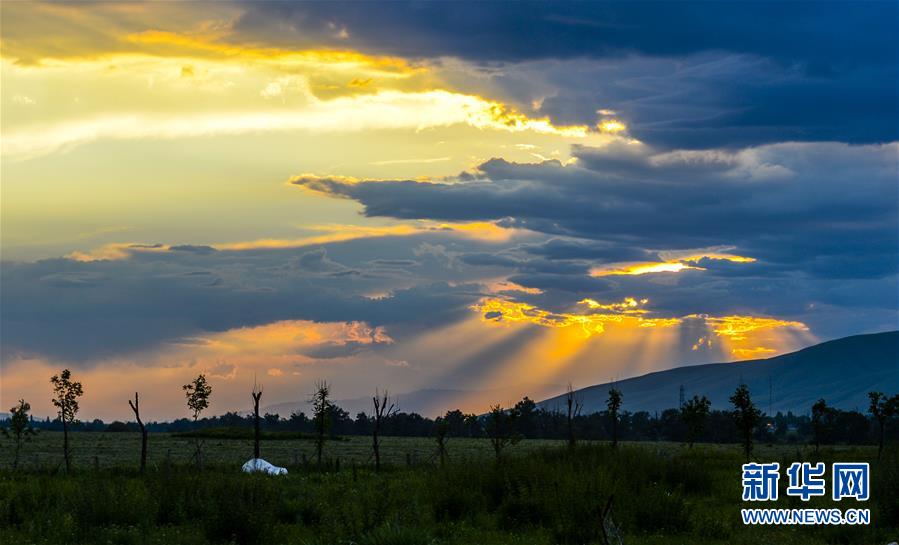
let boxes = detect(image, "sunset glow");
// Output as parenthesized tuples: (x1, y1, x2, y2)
(471, 297, 808, 359)
(2, 1, 893, 420)
(590, 253, 757, 277)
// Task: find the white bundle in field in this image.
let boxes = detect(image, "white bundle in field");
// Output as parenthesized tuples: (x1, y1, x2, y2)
(241, 458, 288, 475)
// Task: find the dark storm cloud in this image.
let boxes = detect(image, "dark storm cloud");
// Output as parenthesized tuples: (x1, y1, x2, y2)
(292, 141, 899, 275)
(234, 1, 895, 66)
(5, 137, 897, 364)
(0, 233, 503, 364)
(506, 273, 612, 295)
(291, 140, 899, 335)
(494, 54, 898, 149)
(233, 1, 897, 147)
(516, 239, 655, 263)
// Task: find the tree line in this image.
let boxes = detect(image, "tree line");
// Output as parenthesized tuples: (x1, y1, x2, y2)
(2, 369, 898, 471)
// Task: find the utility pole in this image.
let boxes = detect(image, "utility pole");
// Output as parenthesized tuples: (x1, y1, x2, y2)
(679, 384, 685, 408)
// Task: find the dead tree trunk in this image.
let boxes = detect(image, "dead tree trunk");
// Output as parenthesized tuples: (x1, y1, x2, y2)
(372, 390, 395, 472)
(128, 392, 148, 473)
(566, 383, 582, 449)
(252, 385, 263, 459)
(435, 419, 449, 467)
(600, 495, 623, 545)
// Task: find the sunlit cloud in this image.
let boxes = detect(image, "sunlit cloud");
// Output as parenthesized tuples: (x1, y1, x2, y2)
(65, 220, 527, 261)
(690, 314, 808, 341)
(212, 224, 428, 252)
(4, 89, 595, 159)
(578, 297, 649, 313)
(590, 252, 756, 276)
(123, 30, 416, 76)
(730, 347, 777, 358)
(592, 262, 699, 276)
(598, 119, 627, 134)
(0, 319, 394, 420)
(471, 297, 671, 338)
(66, 243, 168, 262)
(471, 296, 809, 360)
(686, 314, 810, 359)
(484, 280, 544, 295)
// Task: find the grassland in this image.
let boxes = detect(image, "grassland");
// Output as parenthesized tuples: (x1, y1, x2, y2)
(0, 432, 570, 470)
(1, 433, 896, 545)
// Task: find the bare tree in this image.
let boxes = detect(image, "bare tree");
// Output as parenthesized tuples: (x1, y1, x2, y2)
(310, 381, 331, 467)
(565, 383, 582, 448)
(252, 381, 263, 459)
(434, 417, 449, 467)
(183, 374, 212, 469)
(371, 389, 395, 471)
(128, 392, 148, 473)
(606, 387, 622, 448)
(2, 399, 36, 469)
(50, 369, 83, 473)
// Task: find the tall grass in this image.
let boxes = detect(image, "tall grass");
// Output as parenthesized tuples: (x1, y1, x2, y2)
(0, 444, 894, 545)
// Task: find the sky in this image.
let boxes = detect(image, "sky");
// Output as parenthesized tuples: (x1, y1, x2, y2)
(1, 1, 897, 421)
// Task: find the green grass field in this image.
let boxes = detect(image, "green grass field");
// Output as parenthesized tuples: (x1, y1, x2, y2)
(0, 432, 570, 470)
(1, 433, 896, 545)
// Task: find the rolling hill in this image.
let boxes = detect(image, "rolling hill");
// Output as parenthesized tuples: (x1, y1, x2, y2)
(538, 331, 899, 415)
(262, 331, 897, 418)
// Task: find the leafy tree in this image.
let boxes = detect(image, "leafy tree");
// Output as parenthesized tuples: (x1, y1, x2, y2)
(3, 399, 36, 469)
(183, 374, 212, 469)
(868, 391, 898, 459)
(127, 392, 148, 473)
(514, 396, 539, 438)
(50, 369, 83, 473)
(371, 390, 395, 471)
(310, 381, 331, 466)
(680, 395, 711, 448)
(263, 413, 280, 427)
(288, 410, 309, 432)
(463, 412, 483, 438)
(730, 384, 762, 460)
(484, 404, 521, 462)
(811, 398, 831, 453)
(442, 409, 467, 437)
(606, 388, 623, 448)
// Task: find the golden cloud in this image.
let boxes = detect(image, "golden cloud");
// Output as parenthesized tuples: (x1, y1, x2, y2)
(65, 221, 525, 262)
(686, 314, 808, 341)
(590, 252, 756, 276)
(3, 88, 595, 159)
(472, 296, 809, 358)
(471, 297, 672, 338)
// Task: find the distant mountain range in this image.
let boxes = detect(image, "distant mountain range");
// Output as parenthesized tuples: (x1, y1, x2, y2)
(540, 331, 898, 415)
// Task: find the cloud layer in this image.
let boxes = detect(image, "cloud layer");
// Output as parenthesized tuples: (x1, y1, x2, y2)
(291, 141, 898, 336)
(2, 1, 896, 419)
